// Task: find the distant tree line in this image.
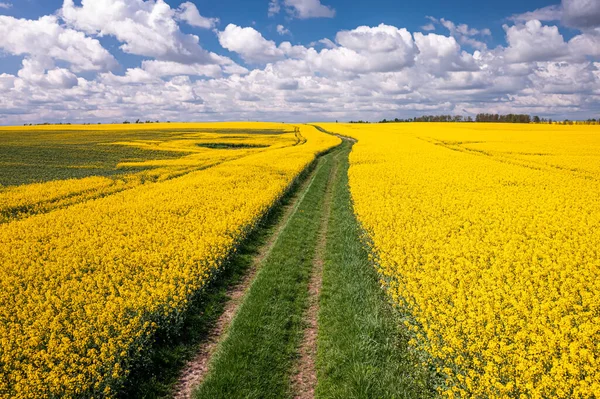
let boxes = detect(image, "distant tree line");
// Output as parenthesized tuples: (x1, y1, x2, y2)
(23, 120, 171, 126)
(475, 114, 532, 123)
(122, 119, 163, 124)
(380, 115, 474, 123)
(364, 114, 600, 125)
(557, 119, 600, 125)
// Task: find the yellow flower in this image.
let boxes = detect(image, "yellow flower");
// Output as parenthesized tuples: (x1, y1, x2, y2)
(319, 122, 600, 399)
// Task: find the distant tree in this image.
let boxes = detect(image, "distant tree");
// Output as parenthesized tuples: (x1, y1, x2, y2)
(533, 116, 541, 123)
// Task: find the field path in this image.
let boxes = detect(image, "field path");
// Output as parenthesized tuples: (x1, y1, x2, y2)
(194, 142, 342, 399)
(172, 156, 328, 399)
(291, 144, 341, 399)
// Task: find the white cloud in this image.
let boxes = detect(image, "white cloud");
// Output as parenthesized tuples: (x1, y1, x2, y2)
(142, 60, 247, 78)
(61, 0, 225, 65)
(0, 15, 117, 72)
(175, 2, 219, 29)
(0, 2, 11, 9)
(0, 73, 15, 91)
(17, 58, 79, 89)
(503, 20, 570, 63)
(277, 25, 291, 35)
(569, 29, 600, 58)
(511, 0, 600, 29)
(421, 23, 436, 32)
(414, 32, 478, 75)
(268, 0, 335, 19)
(428, 17, 491, 50)
(268, 0, 281, 17)
(218, 24, 287, 63)
(562, 0, 600, 29)
(328, 24, 417, 72)
(318, 38, 336, 48)
(510, 5, 563, 23)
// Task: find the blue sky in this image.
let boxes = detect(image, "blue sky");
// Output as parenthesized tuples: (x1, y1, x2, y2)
(0, 0, 599, 123)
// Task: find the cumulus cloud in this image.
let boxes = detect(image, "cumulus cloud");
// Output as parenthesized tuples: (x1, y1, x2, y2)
(17, 58, 79, 89)
(329, 24, 417, 72)
(568, 30, 600, 58)
(414, 33, 478, 75)
(61, 0, 225, 65)
(511, 0, 600, 29)
(427, 17, 491, 50)
(0, 15, 117, 72)
(277, 25, 291, 35)
(503, 20, 570, 63)
(562, 0, 600, 29)
(175, 2, 219, 29)
(268, 0, 281, 17)
(268, 0, 335, 19)
(510, 5, 563, 23)
(218, 24, 287, 63)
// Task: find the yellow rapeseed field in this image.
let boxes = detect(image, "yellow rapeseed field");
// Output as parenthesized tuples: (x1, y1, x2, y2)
(319, 122, 600, 398)
(0, 123, 340, 398)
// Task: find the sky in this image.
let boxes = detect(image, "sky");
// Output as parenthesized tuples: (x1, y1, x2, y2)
(0, 0, 599, 124)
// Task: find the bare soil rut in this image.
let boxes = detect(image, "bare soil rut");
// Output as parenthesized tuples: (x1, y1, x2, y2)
(292, 150, 341, 399)
(172, 160, 325, 399)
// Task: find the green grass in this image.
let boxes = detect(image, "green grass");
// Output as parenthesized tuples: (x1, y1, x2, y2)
(196, 143, 270, 149)
(194, 146, 340, 399)
(315, 140, 438, 399)
(0, 128, 288, 187)
(0, 129, 186, 186)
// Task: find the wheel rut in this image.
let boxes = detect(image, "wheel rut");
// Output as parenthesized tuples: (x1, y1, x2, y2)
(292, 145, 343, 399)
(172, 157, 327, 399)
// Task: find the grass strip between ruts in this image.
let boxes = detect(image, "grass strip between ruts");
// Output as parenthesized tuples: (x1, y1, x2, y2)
(194, 146, 340, 399)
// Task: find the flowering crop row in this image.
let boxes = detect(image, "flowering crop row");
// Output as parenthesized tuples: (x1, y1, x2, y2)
(0, 123, 340, 398)
(0, 126, 300, 224)
(319, 123, 600, 398)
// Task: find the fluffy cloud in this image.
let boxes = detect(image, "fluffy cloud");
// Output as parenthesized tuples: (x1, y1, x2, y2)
(277, 25, 291, 35)
(219, 24, 417, 75)
(218, 24, 287, 63)
(61, 0, 224, 65)
(175, 2, 219, 29)
(329, 24, 417, 73)
(562, 0, 600, 29)
(427, 17, 491, 50)
(268, 0, 281, 17)
(414, 33, 478, 75)
(268, 0, 335, 19)
(568, 30, 600, 58)
(510, 6, 563, 23)
(503, 20, 570, 63)
(0, 2, 11, 9)
(0, 15, 117, 72)
(17, 58, 79, 89)
(511, 0, 600, 29)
